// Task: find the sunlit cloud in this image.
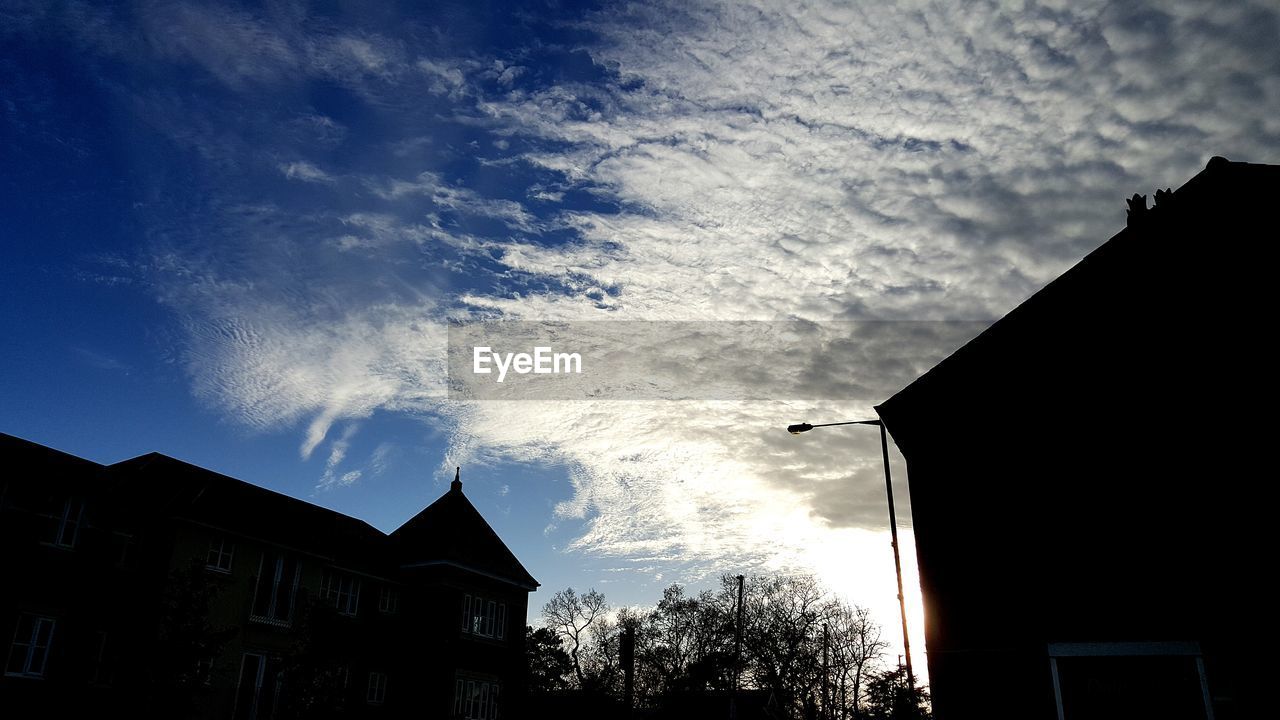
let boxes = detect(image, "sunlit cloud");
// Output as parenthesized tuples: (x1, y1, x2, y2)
(25, 0, 1276, 663)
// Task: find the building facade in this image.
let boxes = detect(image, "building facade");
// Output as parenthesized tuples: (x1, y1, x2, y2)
(1, 433, 538, 719)
(876, 158, 1274, 719)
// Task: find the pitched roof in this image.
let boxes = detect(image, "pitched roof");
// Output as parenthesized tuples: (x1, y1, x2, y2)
(2, 433, 536, 587)
(876, 156, 1280, 445)
(107, 452, 391, 572)
(1, 432, 105, 474)
(391, 469, 539, 590)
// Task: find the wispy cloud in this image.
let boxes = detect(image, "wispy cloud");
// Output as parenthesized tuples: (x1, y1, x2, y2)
(370, 442, 394, 476)
(279, 161, 335, 184)
(318, 423, 360, 489)
(72, 346, 133, 374)
(31, 0, 1278, 648)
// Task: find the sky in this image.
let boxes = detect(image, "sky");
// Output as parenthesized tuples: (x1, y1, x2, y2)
(3, 0, 1278, 678)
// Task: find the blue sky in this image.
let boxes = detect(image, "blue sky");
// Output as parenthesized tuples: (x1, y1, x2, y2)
(4, 0, 1278, 673)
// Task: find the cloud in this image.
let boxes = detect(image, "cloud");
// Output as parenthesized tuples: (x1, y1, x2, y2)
(426, 0, 1280, 607)
(370, 442, 394, 476)
(152, 245, 450, 459)
(279, 161, 336, 184)
(368, 171, 542, 234)
(44, 0, 1274, 647)
(317, 423, 360, 489)
(142, 2, 301, 88)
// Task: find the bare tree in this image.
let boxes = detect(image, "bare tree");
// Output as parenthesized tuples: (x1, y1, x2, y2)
(739, 574, 829, 714)
(828, 603, 888, 719)
(578, 606, 644, 695)
(711, 573, 891, 720)
(642, 584, 702, 693)
(534, 576, 893, 719)
(542, 587, 609, 688)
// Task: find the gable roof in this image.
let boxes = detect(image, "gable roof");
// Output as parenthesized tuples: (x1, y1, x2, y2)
(391, 469, 539, 590)
(876, 156, 1280, 449)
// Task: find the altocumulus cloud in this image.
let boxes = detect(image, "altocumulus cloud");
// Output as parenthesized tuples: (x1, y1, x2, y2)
(15, 0, 1278, 627)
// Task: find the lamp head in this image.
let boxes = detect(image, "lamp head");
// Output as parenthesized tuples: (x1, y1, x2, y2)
(787, 423, 813, 435)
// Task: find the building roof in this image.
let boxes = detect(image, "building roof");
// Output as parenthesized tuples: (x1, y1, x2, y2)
(1, 431, 104, 474)
(107, 451, 393, 574)
(2, 432, 537, 588)
(876, 156, 1280, 449)
(392, 468, 540, 590)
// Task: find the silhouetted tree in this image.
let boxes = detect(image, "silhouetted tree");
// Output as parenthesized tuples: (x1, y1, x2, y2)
(829, 603, 888, 719)
(862, 666, 931, 720)
(736, 574, 828, 715)
(627, 582, 737, 704)
(536, 575, 901, 719)
(542, 587, 609, 689)
(577, 605, 647, 695)
(526, 625, 574, 692)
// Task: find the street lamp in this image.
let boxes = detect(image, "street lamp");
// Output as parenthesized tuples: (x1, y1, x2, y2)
(787, 418, 916, 693)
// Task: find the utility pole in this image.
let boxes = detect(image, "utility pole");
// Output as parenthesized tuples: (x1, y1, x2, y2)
(731, 574, 745, 720)
(822, 622, 830, 720)
(622, 625, 635, 716)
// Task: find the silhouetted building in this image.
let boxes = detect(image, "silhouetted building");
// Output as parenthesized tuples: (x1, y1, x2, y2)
(1, 433, 538, 719)
(876, 157, 1275, 719)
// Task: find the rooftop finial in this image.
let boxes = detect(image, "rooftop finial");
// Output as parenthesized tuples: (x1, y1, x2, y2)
(451, 466, 462, 493)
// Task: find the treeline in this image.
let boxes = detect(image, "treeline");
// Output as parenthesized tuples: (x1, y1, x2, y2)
(527, 574, 929, 719)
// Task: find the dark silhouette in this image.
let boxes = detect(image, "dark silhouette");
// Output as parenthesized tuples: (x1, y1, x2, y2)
(1124, 192, 1148, 225)
(530, 576, 901, 719)
(150, 558, 238, 714)
(876, 157, 1277, 719)
(860, 666, 929, 720)
(0, 434, 538, 718)
(525, 626, 574, 693)
(541, 587, 611, 690)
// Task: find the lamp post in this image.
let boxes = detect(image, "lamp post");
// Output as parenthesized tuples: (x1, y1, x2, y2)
(786, 419, 916, 693)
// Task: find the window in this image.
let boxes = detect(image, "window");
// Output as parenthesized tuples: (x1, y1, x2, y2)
(378, 586, 399, 614)
(6, 613, 55, 678)
(250, 553, 300, 626)
(366, 671, 387, 705)
(233, 653, 282, 720)
(207, 536, 235, 573)
(322, 569, 362, 616)
(461, 594, 507, 639)
(454, 676, 500, 719)
(1048, 642, 1214, 720)
(44, 498, 84, 548)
